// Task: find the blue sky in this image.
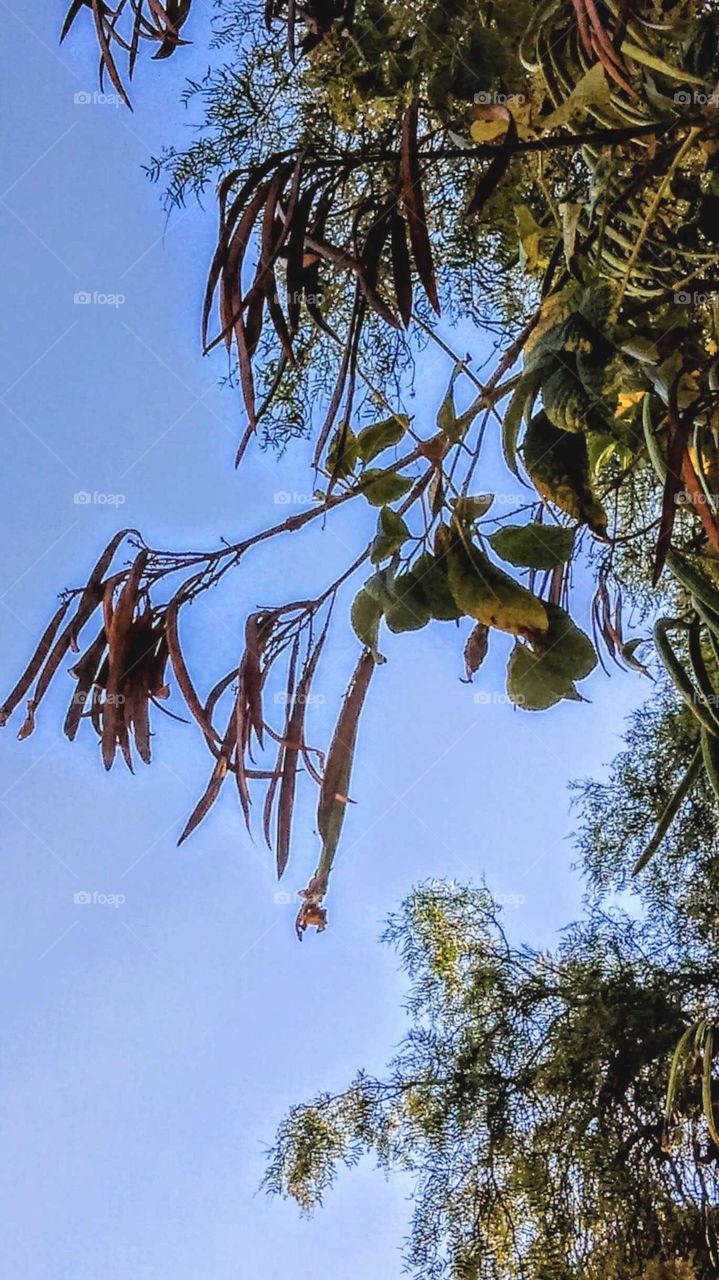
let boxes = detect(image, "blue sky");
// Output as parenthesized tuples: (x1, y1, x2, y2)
(0, 6, 648, 1277)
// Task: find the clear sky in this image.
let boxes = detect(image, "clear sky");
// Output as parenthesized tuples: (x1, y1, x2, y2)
(0, 6, 647, 1277)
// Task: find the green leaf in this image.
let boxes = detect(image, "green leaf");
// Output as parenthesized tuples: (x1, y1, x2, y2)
(363, 569, 393, 608)
(701, 726, 719, 805)
(437, 364, 479, 442)
(506, 604, 596, 711)
(702, 1027, 719, 1146)
(428, 470, 445, 517)
(356, 415, 408, 463)
(359, 469, 414, 507)
(622, 38, 705, 84)
(385, 571, 432, 633)
(437, 366, 460, 433)
(501, 367, 544, 477)
(507, 643, 571, 710)
(619, 335, 660, 364)
(370, 506, 411, 564)
(515, 203, 553, 273)
(536, 603, 597, 683)
(578, 282, 615, 331)
(522, 411, 608, 536)
(327, 425, 359, 478)
(489, 523, 575, 570)
(412, 552, 462, 621)
(445, 532, 549, 640)
(665, 1020, 700, 1128)
(451, 494, 494, 523)
(350, 588, 385, 662)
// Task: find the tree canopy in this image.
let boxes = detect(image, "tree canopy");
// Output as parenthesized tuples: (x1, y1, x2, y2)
(7, 0, 719, 939)
(14, 2, 719, 1275)
(265, 878, 719, 1279)
(265, 674, 719, 1276)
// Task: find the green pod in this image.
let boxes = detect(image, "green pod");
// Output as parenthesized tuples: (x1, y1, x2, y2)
(642, 393, 667, 484)
(632, 744, 702, 875)
(654, 618, 718, 735)
(665, 1018, 701, 1129)
(692, 595, 719, 643)
(701, 727, 719, 805)
(667, 549, 719, 616)
(688, 618, 719, 734)
(702, 1027, 719, 1147)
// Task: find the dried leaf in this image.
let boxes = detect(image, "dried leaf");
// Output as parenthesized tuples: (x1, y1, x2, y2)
(276, 627, 327, 877)
(165, 597, 221, 750)
(63, 628, 106, 741)
(317, 650, 375, 869)
(0, 598, 71, 727)
(390, 210, 413, 327)
(463, 624, 489, 682)
(400, 103, 440, 315)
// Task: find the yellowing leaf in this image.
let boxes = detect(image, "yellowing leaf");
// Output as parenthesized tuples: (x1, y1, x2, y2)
(470, 117, 508, 143)
(469, 101, 535, 142)
(541, 64, 611, 132)
(523, 411, 608, 536)
(617, 389, 646, 416)
(515, 204, 552, 273)
(446, 531, 549, 640)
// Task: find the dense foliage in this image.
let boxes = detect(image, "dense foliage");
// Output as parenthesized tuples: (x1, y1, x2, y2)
(16, 1, 719, 933)
(19, 4, 719, 1276)
(265, 881, 719, 1279)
